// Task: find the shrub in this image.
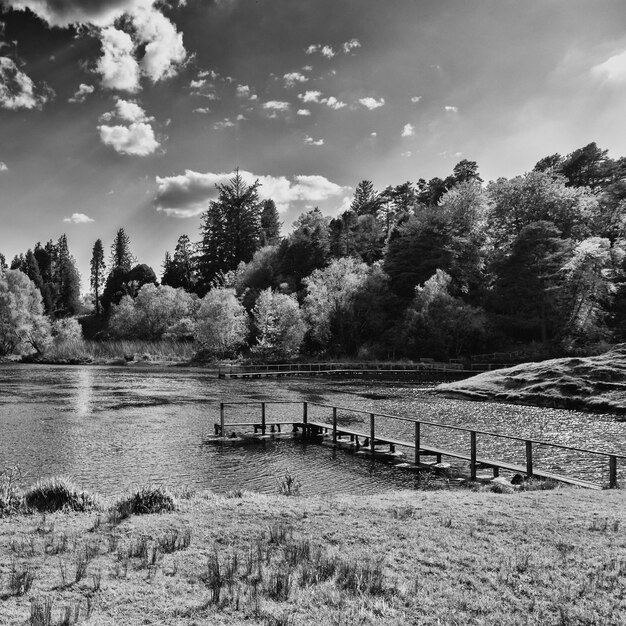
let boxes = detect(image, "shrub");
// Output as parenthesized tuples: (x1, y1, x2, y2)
(23, 477, 100, 513)
(114, 486, 177, 515)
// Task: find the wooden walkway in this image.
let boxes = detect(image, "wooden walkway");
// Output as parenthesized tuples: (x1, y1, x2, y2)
(213, 401, 625, 490)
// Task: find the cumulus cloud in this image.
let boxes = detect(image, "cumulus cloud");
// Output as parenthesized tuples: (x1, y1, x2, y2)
(320, 45, 335, 59)
(401, 123, 414, 137)
(263, 100, 290, 111)
(0, 161, 7, 171)
(298, 90, 322, 103)
(0, 57, 50, 109)
(342, 38, 361, 54)
(321, 96, 346, 110)
(98, 98, 159, 155)
(190, 78, 206, 88)
(444, 105, 458, 113)
(370, 131, 377, 137)
(154, 169, 349, 217)
(193, 107, 210, 114)
(304, 136, 324, 146)
(359, 96, 385, 110)
(305, 44, 319, 55)
(213, 118, 235, 129)
(297, 108, 311, 116)
(591, 49, 626, 83)
(410, 95, 422, 103)
(283, 71, 308, 87)
(96, 26, 141, 92)
(63, 212, 94, 224)
(236, 84, 250, 97)
(68, 83, 94, 103)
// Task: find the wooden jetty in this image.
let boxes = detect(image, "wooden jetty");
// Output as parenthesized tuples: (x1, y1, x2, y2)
(217, 361, 492, 382)
(213, 400, 625, 490)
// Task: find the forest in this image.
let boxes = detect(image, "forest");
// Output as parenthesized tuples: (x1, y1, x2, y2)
(2, 141, 626, 363)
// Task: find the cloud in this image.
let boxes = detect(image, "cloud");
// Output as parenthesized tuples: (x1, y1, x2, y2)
(96, 26, 140, 92)
(68, 83, 94, 103)
(370, 131, 377, 137)
(444, 105, 458, 113)
(298, 90, 322, 103)
(359, 96, 385, 110)
(98, 98, 159, 155)
(99, 122, 159, 155)
(154, 169, 349, 216)
(263, 100, 290, 111)
(297, 108, 311, 116)
(236, 84, 250, 97)
(283, 71, 308, 87)
(321, 96, 346, 110)
(305, 44, 319, 55)
(213, 118, 235, 129)
(0, 161, 7, 171)
(305, 43, 336, 58)
(401, 123, 414, 137)
(342, 38, 361, 54)
(304, 136, 324, 146)
(0, 57, 50, 109)
(190, 78, 206, 88)
(193, 107, 210, 114)
(320, 45, 335, 59)
(302, 65, 313, 72)
(410, 96, 422, 103)
(401, 151, 412, 158)
(591, 49, 626, 83)
(63, 212, 94, 224)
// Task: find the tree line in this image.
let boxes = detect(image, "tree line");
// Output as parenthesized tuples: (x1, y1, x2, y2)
(2, 143, 626, 361)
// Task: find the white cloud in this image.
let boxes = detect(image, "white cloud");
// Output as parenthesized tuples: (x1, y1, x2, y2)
(401, 123, 415, 137)
(321, 96, 346, 110)
(190, 78, 206, 88)
(297, 108, 311, 116)
(302, 65, 313, 72)
(263, 100, 290, 111)
(591, 49, 626, 83)
(359, 96, 385, 110)
(236, 84, 251, 97)
(96, 26, 141, 92)
(114, 98, 152, 122)
(198, 69, 219, 80)
(213, 118, 235, 129)
(0, 57, 49, 109)
(236, 113, 246, 121)
(401, 151, 412, 158)
(68, 83, 94, 103)
(304, 136, 324, 146)
(370, 132, 377, 137)
(63, 212, 94, 224)
(305, 44, 319, 55)
(410, 96, 422, 103)
(342, 38, 361, 54)
(98, 121, 160, 155)
(0, 161, 7, 171)
(299, 90, 322, 103)
(306, 43, 337, 58)
(283, 71, 308, 87)
(154, 169, 349, 216)
(321, 45, 335, 59)
(193, 107, 210, 114)
(132, 6, 186, 83)
(444, 105, 458, 113)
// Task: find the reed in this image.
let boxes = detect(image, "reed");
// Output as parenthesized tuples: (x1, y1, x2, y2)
(23, 478, 101, 514)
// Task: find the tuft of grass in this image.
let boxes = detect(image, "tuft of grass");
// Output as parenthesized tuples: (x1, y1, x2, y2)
(277, 473, 301, 497)
(30, 597, 53, 626)
(113, 486, 177, 516)
(0, 464, 23, 516)
(9, 559, 36, 595)
(23, 477, 100, 513)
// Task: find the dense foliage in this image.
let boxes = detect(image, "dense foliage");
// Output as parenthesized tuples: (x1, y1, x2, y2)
(3, 141, 626, 361)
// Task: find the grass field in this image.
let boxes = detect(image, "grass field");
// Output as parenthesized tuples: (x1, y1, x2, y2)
(0, 485, 625, 625)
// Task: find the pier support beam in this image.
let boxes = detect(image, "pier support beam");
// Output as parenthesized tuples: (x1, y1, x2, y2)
(525, 440, 533, 478)
(470, 431, 477, 480)
(610, 455, 618, 488)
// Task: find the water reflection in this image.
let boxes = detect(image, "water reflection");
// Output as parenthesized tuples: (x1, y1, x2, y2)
(0, 365, 624, 495)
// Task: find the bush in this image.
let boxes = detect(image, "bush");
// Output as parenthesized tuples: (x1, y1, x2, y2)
(23, 477, 100, 513)
(114, 486, 177, 515)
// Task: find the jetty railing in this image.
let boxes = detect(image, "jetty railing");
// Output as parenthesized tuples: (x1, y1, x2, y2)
(216, 400, 626, 489)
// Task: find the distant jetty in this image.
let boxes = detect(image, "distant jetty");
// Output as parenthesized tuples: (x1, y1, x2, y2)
(437, 345, 626, 415)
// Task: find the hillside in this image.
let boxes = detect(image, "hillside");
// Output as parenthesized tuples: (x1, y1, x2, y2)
(437, 345, 626, 414)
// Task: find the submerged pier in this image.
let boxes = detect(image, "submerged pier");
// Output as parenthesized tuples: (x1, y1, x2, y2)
(213, 400, 624, 490)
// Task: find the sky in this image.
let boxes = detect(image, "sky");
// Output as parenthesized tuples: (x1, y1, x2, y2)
(1, 0, 626, 291)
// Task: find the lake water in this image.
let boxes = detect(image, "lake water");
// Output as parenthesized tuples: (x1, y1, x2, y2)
(0, 364, 624, 496)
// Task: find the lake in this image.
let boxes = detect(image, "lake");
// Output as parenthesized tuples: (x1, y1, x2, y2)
(0, 364, 624, 495)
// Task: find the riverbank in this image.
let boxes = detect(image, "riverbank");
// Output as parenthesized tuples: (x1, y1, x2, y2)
(437, 345, 626, 415)
(1, 486, 625, 625)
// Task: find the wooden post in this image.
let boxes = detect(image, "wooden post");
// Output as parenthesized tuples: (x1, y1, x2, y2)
(261, 402, 266, 435)
(525, 440, 533, 477)
(220, 402, 225, 437)
(332, 407, 337, 444)
(370, 413, 375, 454)
(302, 401, 308, 438)
(470, 431, 477, 480)
(610, 455, 618, 489)
(414, 422, 421, 465)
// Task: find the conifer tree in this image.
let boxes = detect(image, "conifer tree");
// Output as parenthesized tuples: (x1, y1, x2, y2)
(260, 199, 281, 246)
(110, 228, 135, 273)
(90, 239, 106, 315)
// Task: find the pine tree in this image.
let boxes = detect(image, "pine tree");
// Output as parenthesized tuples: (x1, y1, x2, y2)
(196, 169, 262, 294)
(350, 180, 380, 216)
(24, 249, 43, 291)
(56, 234, 81, 316)
(260, 199, 281, 246)
(110, 228, 135, 273)
(90, 239, 106, 315)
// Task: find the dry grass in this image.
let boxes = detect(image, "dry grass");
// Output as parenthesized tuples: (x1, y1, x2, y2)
(0, 487, 624, 624)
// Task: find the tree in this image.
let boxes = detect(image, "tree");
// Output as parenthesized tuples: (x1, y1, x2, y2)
(350, 180, 380, 216)
(162, 235, 195, 291)
(194, 288, 248, 357)
(251, 289, 307, 360)
(0, 253, 5, 270)
(452, 159, 482, 184)
(55, 234, 81, 317)
(260, 200, 281, 246)
(110, 228, 135, 273)
(196, 170, 262, 294)
(90, 239, 106, 315)
(0, 269, 52, 355)
(24, 250, 43, 292)
(101, 263, 157, 312)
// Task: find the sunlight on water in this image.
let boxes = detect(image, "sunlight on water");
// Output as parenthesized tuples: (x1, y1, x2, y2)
(0, 365, 624, 495)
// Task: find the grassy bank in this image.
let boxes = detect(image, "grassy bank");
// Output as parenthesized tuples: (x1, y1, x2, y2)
(0, 484, 625, 625)
(438, 345, 626, 414)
